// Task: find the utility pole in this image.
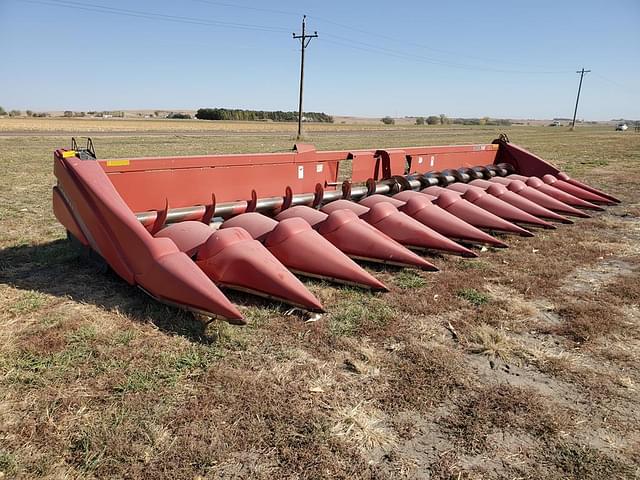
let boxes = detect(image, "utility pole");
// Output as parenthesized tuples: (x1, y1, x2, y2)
(571, 67, 591, 129)
(293, 15, 317, 139)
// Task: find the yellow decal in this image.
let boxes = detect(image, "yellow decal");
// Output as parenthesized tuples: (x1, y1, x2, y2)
(106, 160, 130, 167)
(61, 150, 77, 158)
(487, 144, 499, 150)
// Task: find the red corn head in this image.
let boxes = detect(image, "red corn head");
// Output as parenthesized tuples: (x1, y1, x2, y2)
(321, 199, 370, 216)
(542, 174, 615, 205)
(468, 179, 572, 224)
(152, 222, 246, 323)
(155, 220, 219, 256)
(446, 183, 555, 229)
(195, 227, 324, 311)
(508, 174, 602, 211)
(275, 205, 328, 228)
(140, 250, 245, 323)
(423, 186, 534, 237)
(323, 199, 471, 257)
(358, 195, 477, 257)
(490, 177, 590, 219)
(276, 206, 436, 270)
(54, 138, 622, 323)
(222, 212, 387, 290)
(143, 242, 245, 323)
(556, 172, 620, 204)
(393, 190, 508, 247)
(266, 217, 388, 290)
(359, 194, 405, 208)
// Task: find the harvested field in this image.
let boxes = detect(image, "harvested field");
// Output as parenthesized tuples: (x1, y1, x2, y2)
(1, 119, 639, 479)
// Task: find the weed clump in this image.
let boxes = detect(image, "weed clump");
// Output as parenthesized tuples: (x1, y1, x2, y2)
(457, 288, 489, 306)
(329, 292, 395, 336)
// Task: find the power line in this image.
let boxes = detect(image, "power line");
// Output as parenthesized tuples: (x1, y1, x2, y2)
(308, 14, 572, 72)
(20, 0, 577, 75)
(176, 0, 612, 79)
(19, 0, 290, 33)
(192, 0, 581, 72)
(189, 0, 300, 18)
(321, 34, 571, 74)
(591, 72, 639, 97)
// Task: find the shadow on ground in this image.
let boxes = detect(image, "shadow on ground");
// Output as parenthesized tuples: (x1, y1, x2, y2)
(0, 239, 274, 343)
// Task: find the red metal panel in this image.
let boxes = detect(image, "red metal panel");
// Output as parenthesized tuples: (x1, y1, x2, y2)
(53, 151, 244, 322)
(348, 151, 379, 182)
(54, 155, 135, 282)
(106, 160, 339, 212)
(494, 142, 560, 177)
(404, 144, 499, 173)
(376, 150, 407, 177)
(99, 144, 503, 214)
(52, 186, 89, 245)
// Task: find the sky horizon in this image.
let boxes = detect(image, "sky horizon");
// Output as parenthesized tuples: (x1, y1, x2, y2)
(1, 0, 639, 120)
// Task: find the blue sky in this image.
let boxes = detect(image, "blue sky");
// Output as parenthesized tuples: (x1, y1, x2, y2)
(1, 0, 638, 119)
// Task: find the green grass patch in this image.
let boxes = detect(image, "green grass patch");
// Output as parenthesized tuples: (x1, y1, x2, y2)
(2, 344, 93, 387)
(0, 450, 17, 476)
(112, 346, 224, 394)
(69, 429, 107, 474)
(563, 158, 609, 175)
(456, 260, 491, 271)
(39, 311, 64, 326)
(457, 288, 490, 306)
(112, 329, 137, 346)
(329, 291, 394, 336)
(68, 325, 97, 344)
(0, 324, 98, 387)
(393, 270, 428, 289)
(113, 370, 159, 394)
(170, 347, 224, 371)
(8, 290, 47, 315)
(208, 321, 249, 351)
(243, 304, 282, 326)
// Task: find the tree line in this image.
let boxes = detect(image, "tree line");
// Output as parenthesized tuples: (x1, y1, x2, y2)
(0, 106, 28, 117)
(413, 115, 511, 126)
(195, 108, 333, 123)
(380, 114, 512, 126)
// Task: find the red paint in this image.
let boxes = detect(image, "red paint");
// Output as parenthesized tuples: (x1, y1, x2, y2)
(53, 139, 619, 324)
(222, 213, 387, 290)
(470, 179, 571, 224)
(196, 227, 324, 311)
(393, 191, 508, 248)
(424, 188, 533, 237)
(446, 183, 555, 229)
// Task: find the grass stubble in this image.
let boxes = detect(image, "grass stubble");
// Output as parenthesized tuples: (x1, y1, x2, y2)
(0, 120, 639, 478)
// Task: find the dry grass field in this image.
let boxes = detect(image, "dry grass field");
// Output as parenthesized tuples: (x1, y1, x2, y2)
(1, 118, 639, 479)
(0, 117, 405, 134)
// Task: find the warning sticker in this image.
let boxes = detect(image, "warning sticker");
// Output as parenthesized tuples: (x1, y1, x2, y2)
(106, 159, 130, 167)
(316, 163, 323, 173)
(298, 165, 304, 179)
